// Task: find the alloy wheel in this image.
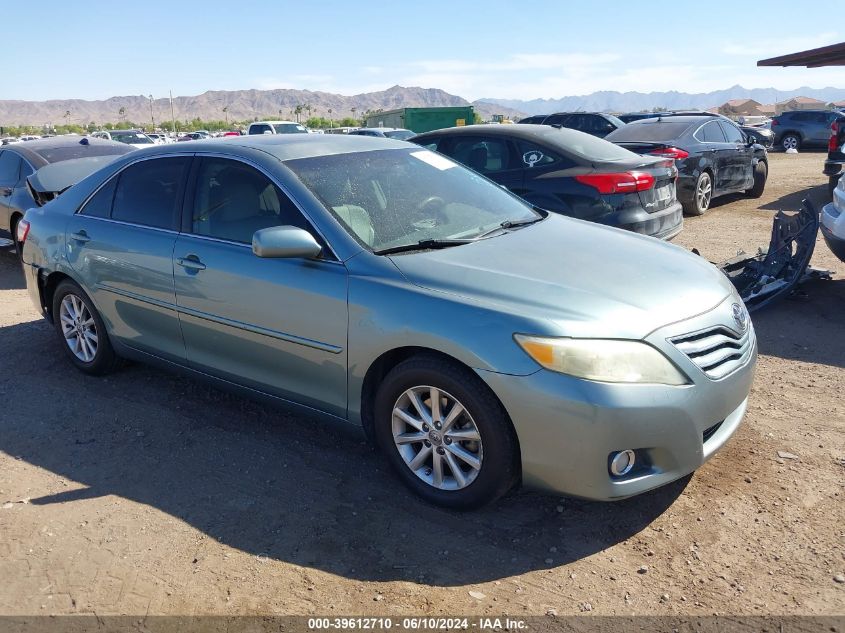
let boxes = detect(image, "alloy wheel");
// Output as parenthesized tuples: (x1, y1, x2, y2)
(59, 294, 99, 362)
(782, 136, 798, 150)
(392, 385, 483, 490)
(696, 172, 712, 212)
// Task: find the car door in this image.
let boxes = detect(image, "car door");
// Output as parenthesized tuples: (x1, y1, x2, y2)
(695, 121, 732, 192)
(0, 149, 22, 234)
(172, 156, 348, 417)
(439, 136, 523, 192)
(64, 155, 191, 363)
(719, 120, 753, 191)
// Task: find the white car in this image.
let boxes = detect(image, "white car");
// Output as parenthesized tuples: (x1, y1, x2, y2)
(821, 178, 845, 263)
(91, 130, 156, 150)
(247, 120, 308, 135)
(19, 135, 41, 141)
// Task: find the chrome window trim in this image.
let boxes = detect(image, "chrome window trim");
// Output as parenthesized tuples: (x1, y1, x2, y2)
(74, 150, 340, 262)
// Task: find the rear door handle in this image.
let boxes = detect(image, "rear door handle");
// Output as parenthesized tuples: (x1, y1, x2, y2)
(0, 187, 12, 197)
(70, 231, 91, 243)
(177, 255, 206, 271)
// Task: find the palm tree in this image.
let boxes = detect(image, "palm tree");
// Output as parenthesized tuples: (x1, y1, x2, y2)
(118, 106, 126, 122)
(328, 108, 333, 128)
(294, 104, 303, 123)
(351, 106, 357, 123)
(222, 106, 229, 125)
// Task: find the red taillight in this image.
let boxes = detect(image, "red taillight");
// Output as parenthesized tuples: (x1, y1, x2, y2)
(648, 147, 689, 160)
(574, 171, 655, 194)
(829, 120, 839, 153)
(16, 219, 30, 243)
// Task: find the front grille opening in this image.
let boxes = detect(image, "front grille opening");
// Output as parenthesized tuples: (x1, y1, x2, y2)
(703, 421, 723, 443)
(671, 325, 751, 380)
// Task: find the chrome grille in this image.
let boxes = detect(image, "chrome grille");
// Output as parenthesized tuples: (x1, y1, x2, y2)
(671, 325, 754, 380)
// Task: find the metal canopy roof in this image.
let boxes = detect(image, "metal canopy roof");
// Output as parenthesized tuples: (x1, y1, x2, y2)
(758, 42, 845, 67)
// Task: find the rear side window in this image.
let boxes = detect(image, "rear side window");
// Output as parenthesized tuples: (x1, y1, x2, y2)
(719, 121, 744, 143)
(544, 114, 570, 126)
(697, 121, 726, 143)
(416, 137, 441, 151)
(249, 124, 271, 135)
(518, 115, 547, 125)
(111, 157, 189, 229)
(516, 140, 574, 168)
(447, 138, 514, 173)
(608, 120, 694, 142)
(0, 151, 21, 186)
(80, 178, 117, 218)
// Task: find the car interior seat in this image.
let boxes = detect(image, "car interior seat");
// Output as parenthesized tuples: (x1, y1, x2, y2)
(468, 145, 488, 171)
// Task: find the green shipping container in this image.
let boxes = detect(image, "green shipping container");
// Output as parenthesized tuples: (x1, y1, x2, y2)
(364, 106, 474, 133)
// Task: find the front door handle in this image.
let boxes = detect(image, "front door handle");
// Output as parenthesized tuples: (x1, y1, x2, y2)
(177, 255, 206, 272)
(70, 231, 91, 243)
(0, 187, 12, 197)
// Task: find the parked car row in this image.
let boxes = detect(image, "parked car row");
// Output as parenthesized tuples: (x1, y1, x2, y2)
(14, 133, 756, 509)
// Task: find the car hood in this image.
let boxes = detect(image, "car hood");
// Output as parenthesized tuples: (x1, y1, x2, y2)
(388, 215, 735, 339)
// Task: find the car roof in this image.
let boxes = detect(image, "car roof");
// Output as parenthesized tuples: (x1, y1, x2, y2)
(251, 120, 300, 125)
(126, 132, 412, 162)
(414, 123, 607, 144)
(2, 136, 133, 167)
(355, 127, 409, 132)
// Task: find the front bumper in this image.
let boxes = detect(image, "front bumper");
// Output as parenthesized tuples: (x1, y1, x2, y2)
(821, 200, 845, 262)
(479, 296, 756, 500)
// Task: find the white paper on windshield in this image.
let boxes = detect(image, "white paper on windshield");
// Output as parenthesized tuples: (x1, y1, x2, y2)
(410, 150, 457, 170)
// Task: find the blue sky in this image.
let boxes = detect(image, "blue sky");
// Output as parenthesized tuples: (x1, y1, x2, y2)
(2, 0, 842, 101)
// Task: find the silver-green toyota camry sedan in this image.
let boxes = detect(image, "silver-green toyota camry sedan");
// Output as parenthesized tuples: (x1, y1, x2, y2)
(18, 134, 756, 509)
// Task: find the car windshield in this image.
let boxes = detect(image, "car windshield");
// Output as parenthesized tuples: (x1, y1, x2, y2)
(384, 130, 415, 141)
(285, 148, 541, 253)
(606, 120, 694, 143)
(273, 123, 308, 134)
(111, 132, 153, 145)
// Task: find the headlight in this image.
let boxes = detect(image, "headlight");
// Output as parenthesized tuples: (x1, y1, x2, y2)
(514, 335, 688, 385)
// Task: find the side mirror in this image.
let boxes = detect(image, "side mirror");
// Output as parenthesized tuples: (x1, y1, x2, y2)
(746, 136, 756, 147)
(252, 226, 322, 259)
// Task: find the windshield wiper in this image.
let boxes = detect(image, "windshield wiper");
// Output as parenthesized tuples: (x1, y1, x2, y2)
(474, 214, 545, 240)
(373, 238, 474, 256)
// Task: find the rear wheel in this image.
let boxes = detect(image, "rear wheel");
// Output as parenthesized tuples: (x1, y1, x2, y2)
(746, 161, 767, 198)
(373, 355, 519, 509)
(9, 214, 22, 260)
(682, 171, 712, 216)
(52, 279, 120, 375)
(781, 134, 800, 151)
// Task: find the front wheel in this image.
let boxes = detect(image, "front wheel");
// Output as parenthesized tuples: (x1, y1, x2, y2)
(682, 171, 712, 216)
(373, 355, 520, 509)
(746, 161, 767, 198)
(52, 279, 121, 375)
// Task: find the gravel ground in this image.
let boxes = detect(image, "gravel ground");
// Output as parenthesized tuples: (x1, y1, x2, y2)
(0, 152, 843, 617)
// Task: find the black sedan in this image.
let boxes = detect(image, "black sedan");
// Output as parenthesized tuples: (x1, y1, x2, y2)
(411, 124, 683, 240)
(517, 112, 625, 138)
(0, 136, 133, 255)
(605, 115, 767, 215)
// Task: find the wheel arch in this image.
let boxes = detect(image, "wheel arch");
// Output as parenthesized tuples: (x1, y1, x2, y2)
(40, 270, 79, 323)
(359, 346, 519, 459)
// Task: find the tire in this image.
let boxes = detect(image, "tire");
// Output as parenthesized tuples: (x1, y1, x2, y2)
(746, 161, 767, 198)
(9, 214, 22, 260)
(781, 134, 800, 151)
(682, 171, 713, 216)
(51, 279, 121, 375)
(373, 355, 520, 509)
(829, 174, 841, 200)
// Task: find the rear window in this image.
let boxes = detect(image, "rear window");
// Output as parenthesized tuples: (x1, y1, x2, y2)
(554, 130, 641, 162)
(273, 123, 307, 134)
(606, 120, 695, 143)
(34, 144, 132, 164)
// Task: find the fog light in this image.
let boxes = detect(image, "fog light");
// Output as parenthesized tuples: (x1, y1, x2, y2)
(609, 449, 636, 476)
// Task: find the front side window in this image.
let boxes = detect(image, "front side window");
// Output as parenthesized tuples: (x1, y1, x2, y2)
(80, 178, 117, 218)
(111, 157, 189, 229)
(191, 158, 308, 244)
(286, 148, 540, 252)
(111, 131, 153, 145)
(250, 124, 271, 135)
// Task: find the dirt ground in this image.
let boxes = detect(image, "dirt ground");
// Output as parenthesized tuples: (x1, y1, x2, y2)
(0, 152, 843, 618)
